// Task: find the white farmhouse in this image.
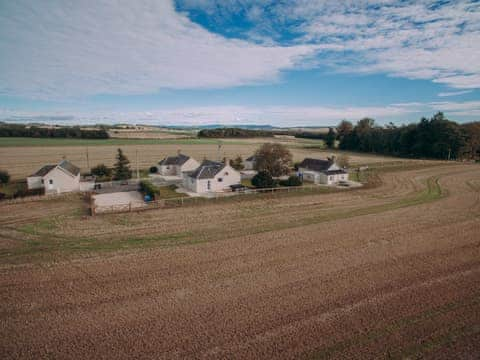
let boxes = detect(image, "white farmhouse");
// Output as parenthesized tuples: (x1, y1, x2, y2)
(27, 160, 94, 194)
(182, 160, 241, 193)
(298, 157, 348, 185)
(243, 155, 257, 170)
(157, 153, 199, 176)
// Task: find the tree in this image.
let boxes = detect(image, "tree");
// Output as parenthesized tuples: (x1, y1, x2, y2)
(325, 128, 336, 149)
(113, 148, 132, 180)
(254, 143, 292, 176)
(0, 170, 10, 185)
(229, 156, 244, 170)
(336, 154, 350, 168)
(337, 120, 353, 139)
(251, 170, 276, 188)
(279, 175, 302, 187)
(91, 164, 112, 178)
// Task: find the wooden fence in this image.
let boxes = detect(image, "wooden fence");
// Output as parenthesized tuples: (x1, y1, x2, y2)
(91, 184, 333, 215)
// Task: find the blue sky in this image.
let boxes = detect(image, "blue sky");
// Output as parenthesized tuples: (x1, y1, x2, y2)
(0, 0, 479, 126)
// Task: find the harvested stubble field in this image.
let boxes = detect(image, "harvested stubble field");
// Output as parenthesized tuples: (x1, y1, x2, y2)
(0, 136, 405, 179)
(0, 161, 479, 359)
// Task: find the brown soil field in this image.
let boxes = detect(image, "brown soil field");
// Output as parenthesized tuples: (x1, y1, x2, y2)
(0, 163, 479, 358)
(0, 138, 412, 179)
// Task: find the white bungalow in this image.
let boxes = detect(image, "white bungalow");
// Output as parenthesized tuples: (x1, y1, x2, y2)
(298, 157, 348, 185)
(243, 155, 257, 170)
(27, 160, 94, 194)
(157, 153, 199, 176)
(182, 160, 241, 193)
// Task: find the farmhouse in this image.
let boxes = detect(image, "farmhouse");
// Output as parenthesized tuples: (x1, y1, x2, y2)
(27, 160, 95, 194)
(298, 157, 348, 185)
(243, 155, 257, 170)
(157, 153, 199, 176)
(182, 160, 241, 193)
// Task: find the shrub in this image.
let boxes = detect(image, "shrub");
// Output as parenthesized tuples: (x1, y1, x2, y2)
(251, 171, 276, 188)
(139, 180, 159, 198)
(149, 166, 158, 173)
(91, 164, 112, 178)
(279, 175, 303, 187)
(0, 170, 10, 185)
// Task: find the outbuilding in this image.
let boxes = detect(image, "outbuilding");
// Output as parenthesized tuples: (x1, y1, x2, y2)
(182, 160, 241, 193)
(27, 160, 94, 194)
(298, 157, 348, 185)
(157, 153, 199, 176)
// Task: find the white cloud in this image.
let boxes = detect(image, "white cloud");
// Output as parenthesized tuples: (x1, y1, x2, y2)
(181, 1, 480, 90)
(0, 0, 317, 99)
(3, 100, 480, 126)
(438, 90, 473, 97)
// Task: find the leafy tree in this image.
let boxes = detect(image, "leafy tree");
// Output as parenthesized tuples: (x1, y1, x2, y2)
(149, 166, 158, 173)
(254, 143, 292, 176)
(139, 180, 159, 198)
(325, 128, 336, 149)
(91, 164, 112, 178)
(0, 170, 10, 185)
(336, 154, 350, 168)
(229, 156, 244, 170)
(113, 148, 132, 180)
(251, 171, 276, 188)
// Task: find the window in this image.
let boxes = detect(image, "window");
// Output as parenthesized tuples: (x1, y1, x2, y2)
(49, 179, 53, 184)
(224, 172, 229, 176)
(329, 176, 332, 181)
(218, 178, 223, 182)
(41, 179, 44, 184)
(207, 180, 211, 190)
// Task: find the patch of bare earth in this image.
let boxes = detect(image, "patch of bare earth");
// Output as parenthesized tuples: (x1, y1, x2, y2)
(0, 164, 479, 359)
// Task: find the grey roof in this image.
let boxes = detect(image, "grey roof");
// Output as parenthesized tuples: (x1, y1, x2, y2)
(31, 165, 56, 177)
(188, 160, 225, 179)
(325, 169, 347, 175)
(159, 154, 190, 166)
(299, 158, 334, 172)
(58, 160, 80, 177)
(246, 155, 257, 162)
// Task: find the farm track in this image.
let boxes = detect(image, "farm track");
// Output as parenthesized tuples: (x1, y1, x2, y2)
(0, 163, 479, 359)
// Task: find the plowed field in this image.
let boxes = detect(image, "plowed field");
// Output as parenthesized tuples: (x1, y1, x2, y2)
(0, 163, 479, 359)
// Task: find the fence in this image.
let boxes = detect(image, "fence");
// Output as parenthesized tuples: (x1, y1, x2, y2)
(0, 191, 79, 206)
(91, 184, 334, 215)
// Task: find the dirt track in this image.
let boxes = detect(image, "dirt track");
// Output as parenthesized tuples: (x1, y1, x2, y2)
(0, 164, 479, 359)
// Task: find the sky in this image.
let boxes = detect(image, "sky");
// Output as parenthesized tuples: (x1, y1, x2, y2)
(0, 0, 479, 127)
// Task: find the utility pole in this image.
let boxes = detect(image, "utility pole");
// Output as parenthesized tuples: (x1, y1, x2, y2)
(217, 142, 222, 162)
(86, 147, 90, 169)
(136, 147, 140, 179)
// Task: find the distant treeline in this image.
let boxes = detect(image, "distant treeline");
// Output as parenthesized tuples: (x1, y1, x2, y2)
(0, 123, 109, 139)
(337, 113, 480, 160)
(294, 131, 329, 140)
(198, 128, 274, 138)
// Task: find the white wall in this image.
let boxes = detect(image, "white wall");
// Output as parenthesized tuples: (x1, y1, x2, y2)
(185, 164, 241, 194)
(27, 176, 43, 190)
(244, 160, 255, 170)
(43, 167, 80, 193)
(181, 158, 200, 173)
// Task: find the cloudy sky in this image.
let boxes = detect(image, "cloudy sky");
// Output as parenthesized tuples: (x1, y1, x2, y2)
(0, 0, 479, 126)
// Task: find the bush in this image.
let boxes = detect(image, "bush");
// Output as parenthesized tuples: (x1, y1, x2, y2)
(91, 164, 112, 179)
(139, 180, 159, 198)
(149, 166, 158, 173)
(279, 175, 303, 187)
(251, 171, 276, 188)
(0, 170, 10, 185)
